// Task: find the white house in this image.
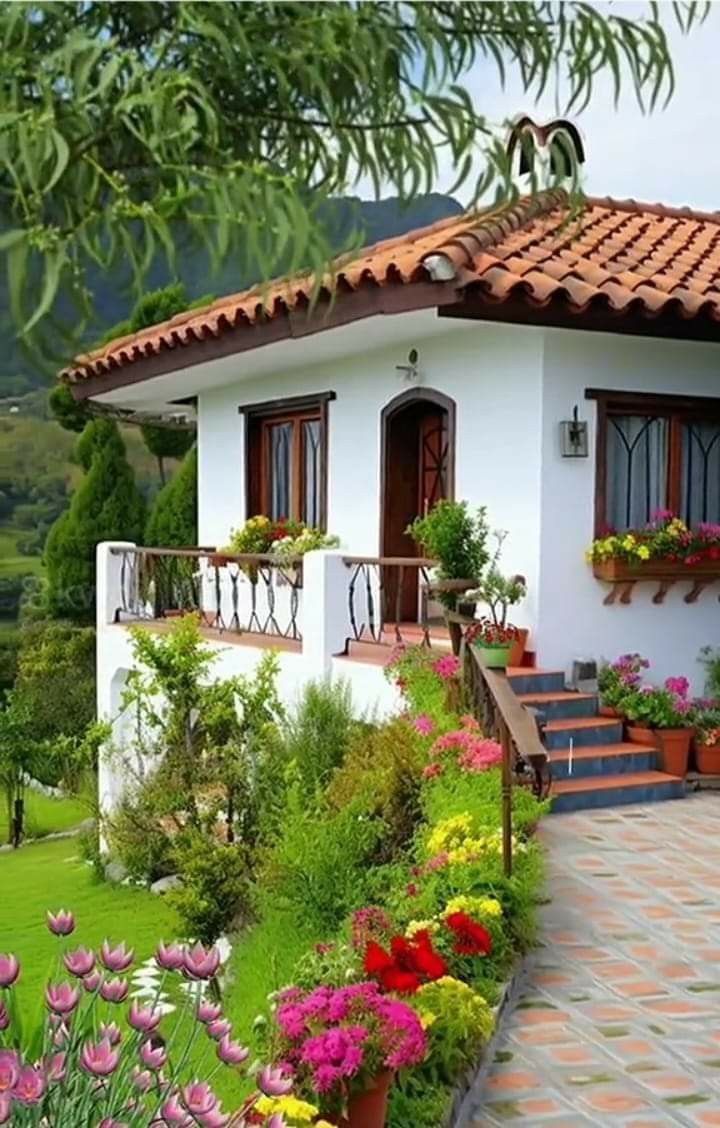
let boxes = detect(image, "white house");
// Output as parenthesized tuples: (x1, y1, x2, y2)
(67, 186, 720, 811)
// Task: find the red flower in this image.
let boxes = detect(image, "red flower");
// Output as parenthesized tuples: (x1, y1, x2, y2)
(445, 912, 493, 957)
(364, 931, 448, 995)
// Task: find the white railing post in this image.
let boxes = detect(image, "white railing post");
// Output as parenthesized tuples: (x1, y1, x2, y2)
(301, 549, 353, 675)
(96, 541, 136, 630)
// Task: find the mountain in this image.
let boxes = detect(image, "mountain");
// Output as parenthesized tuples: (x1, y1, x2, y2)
(0, 193, 463, 398)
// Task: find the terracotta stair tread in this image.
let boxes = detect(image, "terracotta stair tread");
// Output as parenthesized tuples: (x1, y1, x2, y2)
(506, 666, 561, 678)
(544, 716, 620, 732)
(516, 691, 595, 704)
(552, 770, 681, 795)
(550, 742, 649, 761)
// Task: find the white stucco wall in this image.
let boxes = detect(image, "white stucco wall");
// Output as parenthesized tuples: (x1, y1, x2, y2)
(537, 330, 720, 690)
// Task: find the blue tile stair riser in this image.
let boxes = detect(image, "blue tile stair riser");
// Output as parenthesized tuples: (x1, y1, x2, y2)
(552, 778, 685, 814)
(544, 721, 624, 750)
(506, 672, 565, 695)
(520, 696, 597, 720)
(551, 750, 656, 780)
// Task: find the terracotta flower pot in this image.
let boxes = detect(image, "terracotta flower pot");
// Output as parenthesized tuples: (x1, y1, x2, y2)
(626, 723, 655, 746)
(695, 741, 720, 775)
(507, 628, 529, 668)
(336, 1071, 394, 1128)
(654, 727, 692, 777)
(599, 704, 621, 719)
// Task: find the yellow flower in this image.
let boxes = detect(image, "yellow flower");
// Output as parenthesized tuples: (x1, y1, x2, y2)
(622, 534, 636, 549)
(427, 813, 474, 856)
(636, 544, 650, 560)
(443, 895, 502, 919)
(406, 919, 439, 938)
(255, 1095, 319, 1122)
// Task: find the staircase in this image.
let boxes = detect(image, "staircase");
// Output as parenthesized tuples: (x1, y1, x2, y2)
(505, 667, 686, 813)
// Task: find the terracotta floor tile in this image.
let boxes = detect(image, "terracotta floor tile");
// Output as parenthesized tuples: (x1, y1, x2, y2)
(485, 1069, 543, 1092)
(581, 1089, 651, 1113)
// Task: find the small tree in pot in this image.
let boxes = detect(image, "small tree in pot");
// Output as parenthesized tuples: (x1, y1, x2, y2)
(407, 501, 490, 614)
(464, 531, 527, 669)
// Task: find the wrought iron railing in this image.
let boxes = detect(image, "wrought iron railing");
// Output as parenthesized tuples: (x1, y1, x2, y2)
(343, 556, 437, 646)
(111, 546, 304, 642)
(460, 628, 551, 877)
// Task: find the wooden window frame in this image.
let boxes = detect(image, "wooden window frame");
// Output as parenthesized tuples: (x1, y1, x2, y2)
(586, 387, 720, 535)
(239, 392, 335, 528)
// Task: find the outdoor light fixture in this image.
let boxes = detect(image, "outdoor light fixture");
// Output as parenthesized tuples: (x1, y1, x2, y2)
(396, 347, 420, 383)
(559, 405, 588, 457)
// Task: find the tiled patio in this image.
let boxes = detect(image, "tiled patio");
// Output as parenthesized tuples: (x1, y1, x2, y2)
(469, 794, 720, 1127)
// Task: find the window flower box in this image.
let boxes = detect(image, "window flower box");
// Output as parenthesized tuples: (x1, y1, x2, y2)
(591, 558, 720, 604)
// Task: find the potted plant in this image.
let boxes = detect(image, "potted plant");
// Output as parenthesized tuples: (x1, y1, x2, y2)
(621, 678, 694, 774)
(598, 653, 649, 719)
(224, 517, 339, 585)
(692, 704, 720, 774)
(273, 981, 426, 1128)
(465, 617, 519, 670)
(407, 501, 490, 616)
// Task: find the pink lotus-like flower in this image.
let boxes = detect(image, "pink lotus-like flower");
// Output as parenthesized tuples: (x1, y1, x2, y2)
(413, 714, 435, 736)
(155, 941, 185, 971)
(183, 942, 220, 981)
(0, 955, 19, 989)
(0, 1003, 7, 1031)
(0, 1094, 9, 1125)
(100, 940, 134, 973)
(206, 1018, 232, 1041)
(183, 1081, 218, 1117)
(13, 1064, 46, 1104)
(140, 1040, 167, 1071)
(197, 999, 222, 1024)
(0, 1051, 18, 1093)
(44, 1051, 66, 1083)
(100, 977, 129, 1004)
(83, 969, 102, 992)
(216, 1035, 249, 1066)
(100, 1021, 122, 1046)
(128, 1000, 162, 1036)
(257, 1064, 293, 1097)
(267, 1117, 286, 1128)
(63, 946, 95, 978)
(45, 982, 80, 1016)
(80, 1037, 120, 1078)
(46, 909, 75, 937)
(132, 1066, 153, 1092)
(160, 1093, 194, 1126)
(200, 1108, 229, 1128)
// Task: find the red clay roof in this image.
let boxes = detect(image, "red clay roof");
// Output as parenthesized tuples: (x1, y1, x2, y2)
(67, 187, 720, 386)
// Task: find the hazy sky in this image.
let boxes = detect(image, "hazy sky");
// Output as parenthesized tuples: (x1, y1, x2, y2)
(429, 3, 720, 212)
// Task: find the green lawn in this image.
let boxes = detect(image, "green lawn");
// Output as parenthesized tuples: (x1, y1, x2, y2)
(0, 790, 91, 843)
(0, 525, 43, 578)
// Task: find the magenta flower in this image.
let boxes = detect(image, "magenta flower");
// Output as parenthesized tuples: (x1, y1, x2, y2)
(206, 1017, 232, 1041)
(100, 1021, 122, 1046)
(257, 1064, 293, 1097)
(45, 982, 80, 1016)
(413, 714, 435, 736)
(140, 1040, 167, 1071)
(183, 1081, 218, 1117)
(13, 1064, 46, 1105)
(0, 955, 19, 989)
(83, 969, 102, 992)
(433, 654, 460, 680)
(100, 940, 134, 973)
(665, 675, 690, 699)
(63, 946, 95, 978)
(0, 1003, 7, 1031)
(80, 1037, 120, 1078)
(155, 941, 185, 971)
(216, 1034, 250, 1066)
(183, 942, 220, 981)
(0, 1094, 9, 1125)
(197, 1000, 222, 1024)
(0, 1051, 18, 1093)
(46, 909, 75, 937)
(128, 1000, 162, 1036)
(100, 977, 129, 1004)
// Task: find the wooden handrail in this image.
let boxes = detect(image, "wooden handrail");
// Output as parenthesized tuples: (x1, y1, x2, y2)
(342, 555, 436, 568)
(109, 546, 303, 565)
(472, 648, 548, 769)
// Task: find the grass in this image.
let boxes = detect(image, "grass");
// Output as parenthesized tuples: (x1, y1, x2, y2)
(0, 790, 91, 843)
(0, 525, 43, 578)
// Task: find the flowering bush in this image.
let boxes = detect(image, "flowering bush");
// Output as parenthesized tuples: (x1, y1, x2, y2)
(598, 653, 650, 711)
(383, 644, 462, 724)
(425, 813, 524, 868)
(412, 977, 494, 1081)
(588, 511, 720, 566)
(270, 527, 341, 566)
(226, 515, 339, 563)
(363, 929, 448, 994)
(622, 680, 693, 728)
(465, 617, 518, 647)
(274, 982, 426, 1114)
(0, 911, 290, 1127)
(692, 704, 720, 747)
(429, 723, 502, 775)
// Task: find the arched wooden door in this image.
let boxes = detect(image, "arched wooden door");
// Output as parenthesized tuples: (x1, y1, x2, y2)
(381, 389, 455, 622)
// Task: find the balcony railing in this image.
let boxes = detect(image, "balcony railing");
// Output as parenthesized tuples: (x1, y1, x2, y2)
(343, 555, 437, 646)
(110, 546, 304, 642)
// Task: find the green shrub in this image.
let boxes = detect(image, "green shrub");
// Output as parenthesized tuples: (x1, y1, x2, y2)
(407, 500, 490, 608)
(169, 832, 252, 945)
(0, 628, 20, 700)
(105, 784, 176, 883)
(145, 446, 197, 546)
(421, 761, 548, 840)
(283, 678, 359, 797)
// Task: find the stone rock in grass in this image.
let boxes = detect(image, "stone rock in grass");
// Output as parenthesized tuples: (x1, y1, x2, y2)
(150, 874, 182, 895)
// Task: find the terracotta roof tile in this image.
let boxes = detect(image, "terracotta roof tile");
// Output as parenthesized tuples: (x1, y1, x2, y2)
(67, 188, 720, 384)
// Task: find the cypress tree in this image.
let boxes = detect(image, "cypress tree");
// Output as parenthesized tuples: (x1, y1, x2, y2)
(145, 445, 198, 547)
(45, 419, 146, 620)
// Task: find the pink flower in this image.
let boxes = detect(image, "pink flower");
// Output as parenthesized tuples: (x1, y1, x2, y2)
(100, 977, 129, 1004)
(100, 1022, 122, 1046)
(0, 955, 19, 989)
(183, 1081, 218, 1117)
(80, 1037, 119, 1078)
(460, 713, 480, 731)
(0, 1094, 9, 1125)
(433, 654, 460, 680)
(155, 941, 185, 971)
(12, 1064, 46, 1105)
(413, 714, 435, 736)
(206, 1018, 232, 1041)
(132, 1066, 153, 1092)
(45, 982, 80, 1016)
(160, 1093, 194, 1126)
(44, 1052, 66, 1083)
(100, 940, 134, 973)
(0, 1003, 7, 1031)
(199, 1108, 229, 1128)
(140, 1040, 167, 1071)
(128, 1000, 162, 1036)
(196, 1000, 222, 1024)
(183, 942, 220, 981)
(216, 1035, 250, 1066)
(665, 675, 690, 699)
(257, 1064, 293, 1097)
(63, 946, 95, 978)
(0, 1051, 18, 1093)
(422, 761, 444, 779)
(46, 909, 75, 937)
(83, 969, 102, 992)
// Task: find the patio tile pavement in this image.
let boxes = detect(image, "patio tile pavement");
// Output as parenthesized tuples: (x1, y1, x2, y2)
(461, 795, 720, 1127)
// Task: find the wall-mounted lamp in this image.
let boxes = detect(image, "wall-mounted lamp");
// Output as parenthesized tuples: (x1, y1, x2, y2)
(559, 405, 588, 457)
(395, 347, 420, 383)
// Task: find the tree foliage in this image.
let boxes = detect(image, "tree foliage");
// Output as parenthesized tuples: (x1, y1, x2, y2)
(145, 445, 197, 546)
(0, 2, 706, 352)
